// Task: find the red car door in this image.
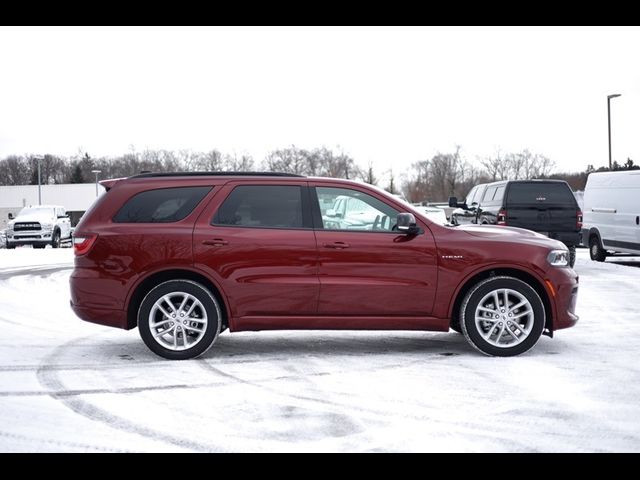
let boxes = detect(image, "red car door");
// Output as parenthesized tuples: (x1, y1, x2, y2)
(193, 181, 319, 329)
(311, 183, 438, 319)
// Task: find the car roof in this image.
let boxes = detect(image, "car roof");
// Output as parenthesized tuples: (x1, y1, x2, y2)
(131, 171, 304, 179)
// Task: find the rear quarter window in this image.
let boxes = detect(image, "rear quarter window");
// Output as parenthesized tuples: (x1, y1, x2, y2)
(506, 183, 576, 205)
(113, 186, 212, 223)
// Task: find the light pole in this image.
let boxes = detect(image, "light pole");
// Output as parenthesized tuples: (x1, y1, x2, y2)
(91, 170, 102, 197)
(607, 94, 621, 169)
(36, 155, 43, 205)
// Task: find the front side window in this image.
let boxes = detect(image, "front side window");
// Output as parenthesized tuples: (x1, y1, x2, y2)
(113, 186, 212, 223)
(212, 185, 304, 229)
(465, 186, 478, 205)
(316, 187, 399, 232)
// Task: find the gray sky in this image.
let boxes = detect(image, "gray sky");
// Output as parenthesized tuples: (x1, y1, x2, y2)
(1, 26, 638, 175)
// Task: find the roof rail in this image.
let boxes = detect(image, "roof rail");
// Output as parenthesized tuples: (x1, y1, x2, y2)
(130, 171, 305, 179)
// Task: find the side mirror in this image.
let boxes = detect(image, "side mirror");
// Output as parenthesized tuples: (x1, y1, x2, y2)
(396, 213, 421, 235)
(448, 196, 458, 208)
(326, 209, 337, 218)
(8, 213, 14, 220)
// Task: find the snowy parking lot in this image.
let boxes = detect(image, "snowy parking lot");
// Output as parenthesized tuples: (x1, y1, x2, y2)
(1, 248, 639, 452)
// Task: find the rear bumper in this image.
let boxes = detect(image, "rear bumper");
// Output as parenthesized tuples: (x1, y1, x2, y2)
(69, 267, 129, 330)
(548, 231, 581, 247)
(546, 267, 579, 330)
(70, 302, 128, 329)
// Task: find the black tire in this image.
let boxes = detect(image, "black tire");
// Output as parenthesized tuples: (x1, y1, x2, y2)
(589, 235, 607, 262)
(51, 230, 61, 248)
(138, 280, 222, 360)
(460, 276, 545, 357)
(450, 318, 462, 334)
(568, 245, 576, 268)
(33, 245, 45, 249)
(6, 243, 15, 249)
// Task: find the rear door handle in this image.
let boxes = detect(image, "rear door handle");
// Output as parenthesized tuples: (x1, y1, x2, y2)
(202, 238, 229, 247)
(322, 241, 350, 249)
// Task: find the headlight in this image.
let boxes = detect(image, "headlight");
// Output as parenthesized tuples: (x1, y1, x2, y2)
(41, 223, 53, 230)
(547, 249, 569, 267)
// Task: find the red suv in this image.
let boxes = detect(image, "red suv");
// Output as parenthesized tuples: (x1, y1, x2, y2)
(70, 172, 579, 359)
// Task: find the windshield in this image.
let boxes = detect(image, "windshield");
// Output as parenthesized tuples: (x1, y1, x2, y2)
(18, 207, 54, 216)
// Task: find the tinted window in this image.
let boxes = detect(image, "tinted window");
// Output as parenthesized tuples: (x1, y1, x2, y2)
(316, 187, 399, 232)
(213, 186, 303, 229)
(506, 183, 576, 205)
(482, 186, 497, 202)
(113, 186, 212, 223)
(493, 185, 505, 203)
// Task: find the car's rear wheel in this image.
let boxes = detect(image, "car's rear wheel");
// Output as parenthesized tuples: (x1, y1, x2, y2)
(138, 280, 221, 360)
(460, 276, 545, 357)
(568, 245, 576, 268)
(589, 235, 607, 262)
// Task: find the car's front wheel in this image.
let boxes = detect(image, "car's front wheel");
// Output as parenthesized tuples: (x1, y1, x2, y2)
(51, 230, 61, 248)
(460, 276, 545, 356)
(138, 280, 222, 360)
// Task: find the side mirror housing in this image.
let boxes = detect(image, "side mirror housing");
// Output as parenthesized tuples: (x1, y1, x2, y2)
(396, 213, 421, 235)
(448, 196, 458, 208)
(8, 213, 14, 220)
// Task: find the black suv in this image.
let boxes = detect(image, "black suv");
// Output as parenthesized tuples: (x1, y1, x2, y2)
(449, 180, 582, 267)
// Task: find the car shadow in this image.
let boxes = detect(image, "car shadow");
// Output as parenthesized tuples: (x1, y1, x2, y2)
(608, 260, 640, 268)
(204, 331, 470, 359)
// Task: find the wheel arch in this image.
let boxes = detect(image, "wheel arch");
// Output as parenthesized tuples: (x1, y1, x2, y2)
(126, 268, 230, 330)
(449, 267, 554, 336)
(588, 227, 603, 244)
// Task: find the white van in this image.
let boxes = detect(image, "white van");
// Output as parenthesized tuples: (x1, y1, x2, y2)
(582, 170, 640, 261)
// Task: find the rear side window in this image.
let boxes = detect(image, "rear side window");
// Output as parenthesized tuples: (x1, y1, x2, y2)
(482, 186, 497, 202)
(506, 183, 576, 205)
(212, 185, 304, 229)
(113, 186, 212, 223)
(493, 185, 505, 203)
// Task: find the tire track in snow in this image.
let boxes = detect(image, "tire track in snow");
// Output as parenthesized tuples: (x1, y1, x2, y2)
(36, 334, 227, 452)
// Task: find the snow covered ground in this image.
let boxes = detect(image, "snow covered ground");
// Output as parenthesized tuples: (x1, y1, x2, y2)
(1, 248, 639, 452)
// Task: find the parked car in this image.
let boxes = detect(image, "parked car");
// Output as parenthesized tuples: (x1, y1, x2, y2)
(5, 205, 72, 249)
(582, 170, 640, 261)
(449, 183, 488, 226)
(413, 205, 448, 225)
(0, 229, 6, 249)
(449, 180, 582, 267)
(70, 172, 578, 360)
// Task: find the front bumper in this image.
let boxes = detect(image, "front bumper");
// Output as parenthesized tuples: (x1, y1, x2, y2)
(7, 230, 53, 246)
(546, 267, 579, 330)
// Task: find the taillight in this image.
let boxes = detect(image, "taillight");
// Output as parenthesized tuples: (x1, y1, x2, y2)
(497, 208, 507, 225)
(73, 234, 97, 256)
(577, 210, 583, 230)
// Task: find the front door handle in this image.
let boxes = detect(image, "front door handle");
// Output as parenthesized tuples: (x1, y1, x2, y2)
(202, 238, 229, 247)
(322, 241, 350, 249)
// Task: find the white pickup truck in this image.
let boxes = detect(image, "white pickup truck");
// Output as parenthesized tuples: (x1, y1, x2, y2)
(5, 205, 72, 249)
